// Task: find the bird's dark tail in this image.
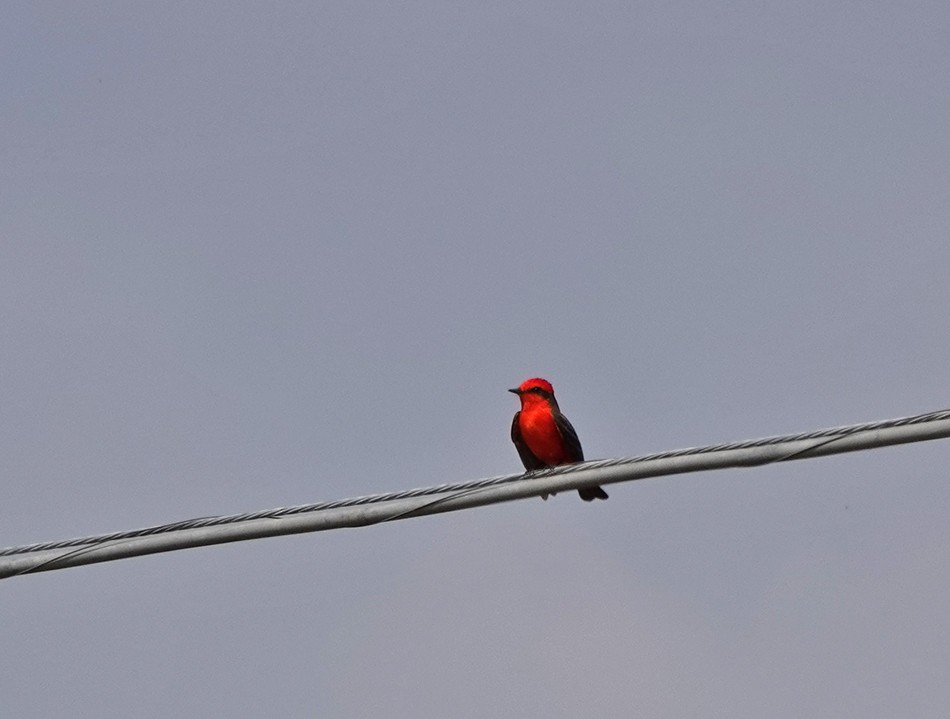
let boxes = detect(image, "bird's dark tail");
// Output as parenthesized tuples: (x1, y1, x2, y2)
(578, 485, 609, 501)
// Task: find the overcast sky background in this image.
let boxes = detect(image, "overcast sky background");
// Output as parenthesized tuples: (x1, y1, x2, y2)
(3, 2, 950, 716)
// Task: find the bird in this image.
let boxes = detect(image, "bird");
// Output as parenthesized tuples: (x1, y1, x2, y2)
(509, 377, 608, 501)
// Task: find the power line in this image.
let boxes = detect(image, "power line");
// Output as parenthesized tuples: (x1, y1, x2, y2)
(2, 407, 949, 580)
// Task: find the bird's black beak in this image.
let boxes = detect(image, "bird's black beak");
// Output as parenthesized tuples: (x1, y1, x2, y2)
(508, 388, 521, 395)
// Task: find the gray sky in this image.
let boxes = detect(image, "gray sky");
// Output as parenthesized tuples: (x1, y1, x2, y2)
(3, 2, 950, 716)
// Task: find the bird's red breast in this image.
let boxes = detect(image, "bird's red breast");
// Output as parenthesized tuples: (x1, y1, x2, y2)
(516, 405, 579, 465)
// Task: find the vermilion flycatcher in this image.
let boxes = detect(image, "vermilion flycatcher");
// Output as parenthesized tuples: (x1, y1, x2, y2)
(509, 377, 608, 501)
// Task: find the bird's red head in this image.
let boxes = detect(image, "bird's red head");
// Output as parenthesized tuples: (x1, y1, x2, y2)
(516, 377, 554, 395)
(508, 377, 557, 406)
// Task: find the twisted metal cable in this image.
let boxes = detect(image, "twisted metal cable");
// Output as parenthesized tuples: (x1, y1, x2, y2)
(2, 407, 948, 563)
(0, 475, 520, 557)
(1, 405, 948, 582)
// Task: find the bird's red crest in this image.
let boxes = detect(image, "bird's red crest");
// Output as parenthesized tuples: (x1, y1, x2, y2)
(518, 377, 555, 394)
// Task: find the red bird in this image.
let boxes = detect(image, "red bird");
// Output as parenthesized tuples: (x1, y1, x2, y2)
(509, 377, 608, 501)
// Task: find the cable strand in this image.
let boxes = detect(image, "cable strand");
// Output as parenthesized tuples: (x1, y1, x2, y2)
(2, 407, 949, 563)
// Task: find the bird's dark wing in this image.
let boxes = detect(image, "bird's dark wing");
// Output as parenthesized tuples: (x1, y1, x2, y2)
(553, 411, 607, 500)
(511, 412, 546, 471)
(552, 410, 584, 462)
